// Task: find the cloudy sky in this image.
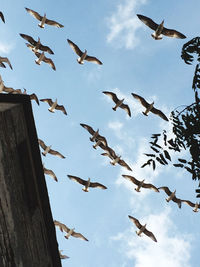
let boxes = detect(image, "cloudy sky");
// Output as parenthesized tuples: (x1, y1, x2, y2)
(1, 0, 200, 266)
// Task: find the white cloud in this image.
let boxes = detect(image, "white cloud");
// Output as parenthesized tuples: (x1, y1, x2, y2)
(0, 42, 13, 54)
(111, 208, 192, 267)
(106, 0, 147, 49)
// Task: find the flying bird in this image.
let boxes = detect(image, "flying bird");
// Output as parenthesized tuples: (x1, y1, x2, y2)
(38, 139, 65, 158)
(25, 8, 64, 28)
(132, 93, 168, 121)
(20, 34, 54, 54)
(103, 91, 131, 117)
(0, 12, 5, 23)
(158, 186, 182, 208)
(128, 215, 157, 242)
(67, 175, 107, 192)
(182, 200, 200, 212)
(43, 165, 58, 182)
(22, 88, 39, 105)
(0, 57, 12, 69)
(67, 39, 102, 65)
(101, 145, 132, 171)
(80, 123, 108, 147)
(122, 175, 159, 192)
(54, 220, 88, 241)
(137, 14, 186, 40)
(40, 98, 67, 115)
(34, 52, 56, 70)
(59, 250, 69, 260)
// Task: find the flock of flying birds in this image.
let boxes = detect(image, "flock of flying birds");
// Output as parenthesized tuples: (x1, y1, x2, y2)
(0, 7, 198, 261)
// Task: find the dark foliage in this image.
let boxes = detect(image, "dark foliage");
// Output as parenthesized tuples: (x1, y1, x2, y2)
(142, 37, 200, 198)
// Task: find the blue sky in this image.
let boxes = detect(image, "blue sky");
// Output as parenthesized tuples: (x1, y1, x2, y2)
(1, 0, 200, 266)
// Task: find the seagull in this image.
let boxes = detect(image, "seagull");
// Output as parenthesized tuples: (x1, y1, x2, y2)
(54, 220, 88, 241)
(0, 12, 5, 23)
(40, 98, 67, 115)
(101, 145, 132, 171)
(43, 165, 58, 182)
(25, 8, 64, 28)
(80, 123, 108, 147)
(3, 87, 23, 94)
(38, 139, 65, 158)
(182, 200, 200, 212)
(67, 175, 107, 192)
(128, 215, 157, 242)
(67, 39, 102, 65)
(59, 250, 69, 260)
(137, 14, 186, 40)
(0, 57, 12, 69)
(20, 34, 54, 54)
(34, 52, 56, 70)
(23, 88, 39, 105)
(132, 93, 168, 121)
(103, 91, 131, 117)
(158, 187, 182, 208)
(122, 175, 159, 192)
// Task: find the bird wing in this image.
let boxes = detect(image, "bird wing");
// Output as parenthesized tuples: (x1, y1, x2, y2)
(30, 93, 39, 105)
(0, 57, 13, 70)
(162, 27, 186, 39)
(120, 103, 131, 117)
(150, 107, 168, 121)
(67, 39, 83, 57)
(142, 182, 159, 192)
(40, 98, 54, 106)
(25, 8, 42, 21)
(172, 196, 182, 208)
(20, 33, 36, 46)
(26, 43, 35, 52)
(39, 44, 54, 54)
(182, 200, 195, 208)
(80, 123, 95, 135)
(103, 146, 117, 159)
(43, 56, 56, 70)
(128, 215, 142, 229)
(103, 91, 119, 104)
(89, 182, 107, 189)
(122, 175, 141, 186)
(119, 159, 132, 171)
(55, 104, 67, 115)
(85, 55, 103, 65)
(144, 229, 157, 242)
(158, 186, 172, 196)
(131, 93, 150, 108)
(49, 149, 65, 158)
(71, 231, 88, 241)
(38, 139, 47, 150)
(0, 11, 5, 23)
(137, 14, 158, 31)
(3, 86, 15, 93)
(0, 62, 6, 68)
(43, 167, 58, 181)
(67, 175, 87, 186)
(45, 18, 64, 28)
(54, 220, 70, 233)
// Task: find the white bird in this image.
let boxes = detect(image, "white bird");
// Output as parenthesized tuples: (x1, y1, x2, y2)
(137, 14, 186, 40)
(40, 98, 67, 115)
(25, 8, 64, 28)
(67, 175, 107, 192)
(182, 200, 200, 212)
(34, 52, 56, 70)
(103, 91, 131, 117)
(67, 39, 102, 65)
(54, 220, 88, 241)
(122, 175, 159, 192)
(132, 93, 168, 121)
(128, 215, 157, 242)
(38, 139, 65, 158)
(158, 187, 182, 208)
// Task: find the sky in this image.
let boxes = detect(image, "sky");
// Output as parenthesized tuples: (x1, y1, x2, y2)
(1, 0, 200, 266)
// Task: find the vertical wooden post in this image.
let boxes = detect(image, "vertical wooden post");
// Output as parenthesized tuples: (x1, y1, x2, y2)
(0, 95, 61, 267)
